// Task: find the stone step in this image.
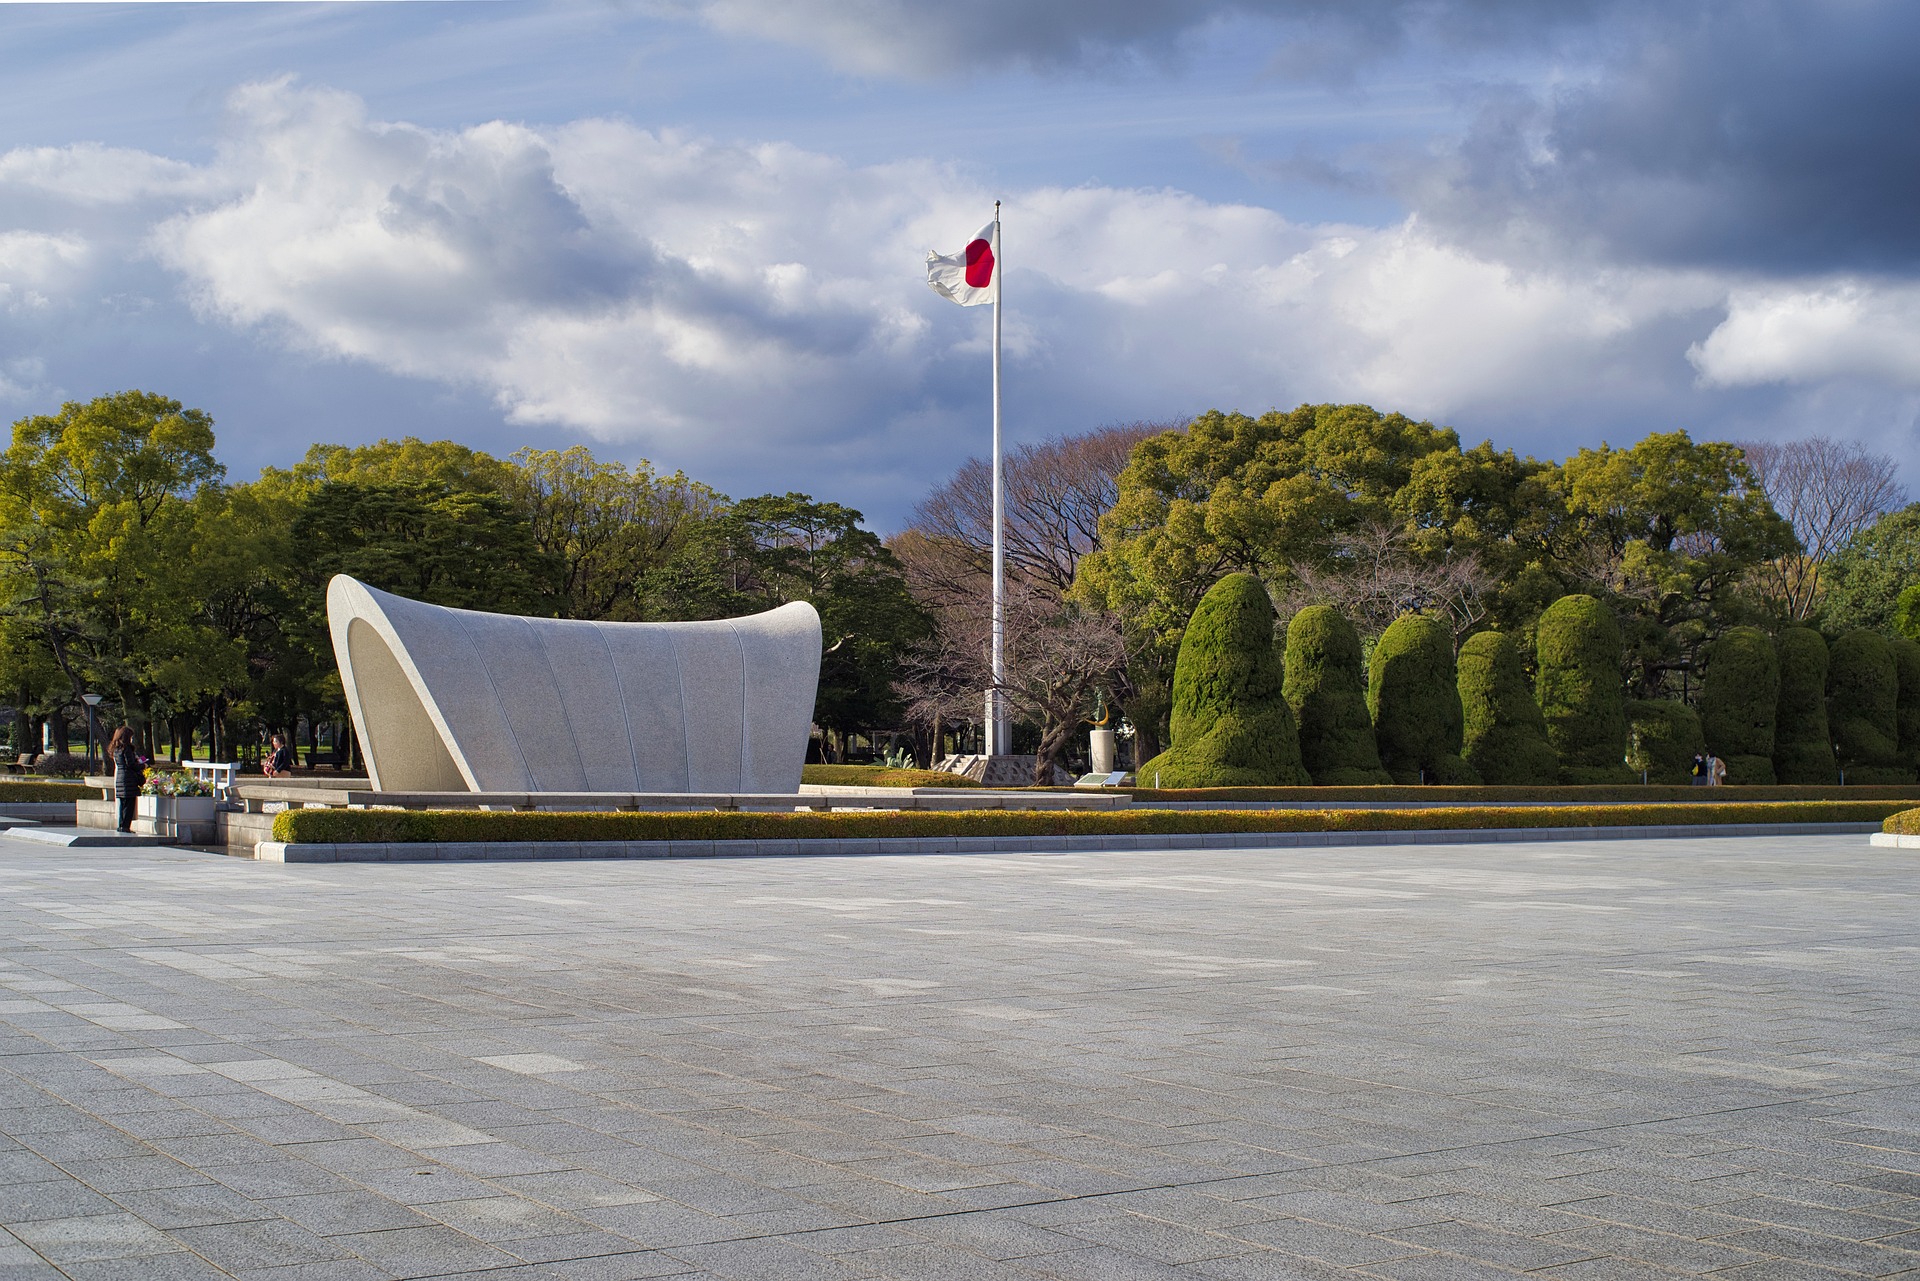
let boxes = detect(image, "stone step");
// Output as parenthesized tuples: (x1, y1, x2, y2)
(4, 826, 175, 848)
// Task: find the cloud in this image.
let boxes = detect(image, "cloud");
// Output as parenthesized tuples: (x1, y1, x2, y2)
(644, 0, 1616, 78)
(1691, 281, 1920, 388)
(1413, 0, 1920, 275)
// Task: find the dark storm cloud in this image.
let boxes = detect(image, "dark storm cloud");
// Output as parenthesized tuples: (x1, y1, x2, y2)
(1414, 0, 1920, 274)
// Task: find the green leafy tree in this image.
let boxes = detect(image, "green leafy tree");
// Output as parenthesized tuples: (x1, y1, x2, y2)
(1625, 699, 1705, 784)
(1892, 637, 1920, 780)
(1535, 594, 1634, 783)
(1282, 605, 1389, 784)
(1368, 613, 1476, 784)
(711, 494, 930, 748)
(1698, 626, 1778, 784)
(1821, 504, 1920, 634)
(0, 391, 224, 751)
(1773, 628, 1837, 784)
(1138, 573, 1306, 786)
(1457, 630, 1558, 784)
(1828, 629, 1905, 783)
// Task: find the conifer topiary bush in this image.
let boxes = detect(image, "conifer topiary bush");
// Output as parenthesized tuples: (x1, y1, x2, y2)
(1626, 699, 1705, 784)
(1368, 613, 1478, 785)
(1534, 594, 1634, 783)
(1138, 574, 1308, 787)
(1283, 605, 1391, 785)
(1892, 636, 1920, 780)
(1700, 625, 1778, 784)
(1773, 627, 1837, 785)
(1829, 629, 1905, 783)
(1457, 631, 1557, 784)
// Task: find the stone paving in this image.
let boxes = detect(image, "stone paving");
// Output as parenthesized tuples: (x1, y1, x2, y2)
(0, 833, 1916, 1280)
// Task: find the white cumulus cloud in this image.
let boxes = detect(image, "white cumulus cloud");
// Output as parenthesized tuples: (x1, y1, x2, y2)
(1690, 280, 1920, 388)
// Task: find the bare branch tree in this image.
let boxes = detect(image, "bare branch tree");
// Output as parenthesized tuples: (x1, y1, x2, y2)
(1734, 437, 1907, 620)
(1284, 520, 1495, 643)
(907, 421, 1169, 597)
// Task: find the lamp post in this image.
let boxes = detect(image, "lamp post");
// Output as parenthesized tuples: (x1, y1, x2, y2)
(81, 693, 102, 772)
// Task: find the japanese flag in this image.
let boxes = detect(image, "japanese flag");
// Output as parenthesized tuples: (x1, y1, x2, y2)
(926, 219, 998, 306)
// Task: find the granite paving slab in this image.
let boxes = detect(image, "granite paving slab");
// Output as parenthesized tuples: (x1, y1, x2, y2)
(0, 833, 1915, 1277)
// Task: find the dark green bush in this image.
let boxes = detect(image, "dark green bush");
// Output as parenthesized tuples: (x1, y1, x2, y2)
(1626, 699, 1705, 784)
(273, 799, 1910, 846)
(1895, 584, 1920, 641)
(1534, 594, 1633, 783)
(1283, 605, 1390, 785)
(1773, 628, 1837, 784)
(1138, 574, 1308, 787)
(1367, 614, 1477, 785)
(1700, 625, 1777, 784)
(1830, 629, 1905, 783)
(1457, 631, 1557, 785)
(1893, 636, 1920, 779)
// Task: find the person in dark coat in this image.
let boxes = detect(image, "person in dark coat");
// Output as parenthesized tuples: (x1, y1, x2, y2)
(109, 726, 144, 833)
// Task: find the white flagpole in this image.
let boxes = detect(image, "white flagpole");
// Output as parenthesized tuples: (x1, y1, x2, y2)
(987, 202, 1007, 756)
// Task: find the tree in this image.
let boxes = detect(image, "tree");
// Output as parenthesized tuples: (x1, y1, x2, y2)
(1535, 594, 1633, 783)
(502, 446, 727, 622)
(1282, 605, 1390, 784)
(714, 494, 930, 750)
(0, 391, 224, 752)
(1891, 637, 1920, 780)
(1828, 629, 1904, 783)
(1543, 432, 1795, 697)
(1822, 504, 1920, 634)
(1626, 700, 1705, 784)
(1286, 520, 1496, 644)
(1457, 631, 1558, 785)
(1773, 628, 1837, 784)
(1698, 626, 1778, 784)
(1735, 437, 1905, 621)
(1368, 613, 1476, 784)
(1138, 574, 1306, 787)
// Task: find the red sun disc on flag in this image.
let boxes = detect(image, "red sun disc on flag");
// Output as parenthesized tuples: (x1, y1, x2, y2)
(964, 238, 994, 288)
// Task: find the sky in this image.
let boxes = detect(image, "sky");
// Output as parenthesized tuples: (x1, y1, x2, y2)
(1, 0, 1917, 529)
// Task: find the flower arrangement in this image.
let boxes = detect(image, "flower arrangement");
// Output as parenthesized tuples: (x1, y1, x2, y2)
(141, 771, 214, 798)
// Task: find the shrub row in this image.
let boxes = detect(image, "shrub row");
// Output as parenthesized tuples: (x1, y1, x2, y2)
(1124, 784, 1920, 802)
(274, 800, 1907, 845)
(799, 764, 974, 788)
(0, 780, 92, 802)
(1883, 807, 1920, 835)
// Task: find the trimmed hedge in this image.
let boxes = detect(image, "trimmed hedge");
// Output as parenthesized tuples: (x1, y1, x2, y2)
(1369, 613, 1476, 785)
(1885, 806, 1920, 835)
(1125, 784, 1920, 802)
(1458, 631, 1558, 785)
(274, 800, 1908, 845)
(1283, 605, 1390, 785)
(1700, 625, 1778, 785)
(1536, 594, 1633, 784)
(1773, 628, 1837, 785)
(1830, 628, 1907, 783)
(1626, 699, 1705, 785)
(0, 780, 91, 802)
(800, 764, 974, 788)
(1140, 574, 1307, 787)
(1894, 637, 1920, 777)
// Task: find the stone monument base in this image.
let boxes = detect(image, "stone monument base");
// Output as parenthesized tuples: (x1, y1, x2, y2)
(935, 754, 1073, 787)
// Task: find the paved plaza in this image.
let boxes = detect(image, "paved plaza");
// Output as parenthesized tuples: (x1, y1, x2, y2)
(0, 834, 1917, 1280)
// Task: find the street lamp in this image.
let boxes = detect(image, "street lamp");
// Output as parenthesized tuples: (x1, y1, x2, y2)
(80, 693, 102, 772)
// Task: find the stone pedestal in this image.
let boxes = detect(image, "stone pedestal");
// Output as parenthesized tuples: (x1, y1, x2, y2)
(933, 754, 1073, 787)
(1089, 729, 1116, 775)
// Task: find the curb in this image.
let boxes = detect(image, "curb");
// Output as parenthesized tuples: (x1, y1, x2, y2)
(1870, 832, 1919, 848)
(254, 822, 1884, 864)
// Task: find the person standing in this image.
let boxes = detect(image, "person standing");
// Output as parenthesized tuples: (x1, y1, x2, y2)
(109, 726, 145, 833)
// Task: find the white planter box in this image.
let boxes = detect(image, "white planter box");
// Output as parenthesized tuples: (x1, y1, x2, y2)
(137, 794, 218, 841)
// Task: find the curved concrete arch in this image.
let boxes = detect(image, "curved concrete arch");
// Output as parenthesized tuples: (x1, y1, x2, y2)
(326, 576, 823, 793)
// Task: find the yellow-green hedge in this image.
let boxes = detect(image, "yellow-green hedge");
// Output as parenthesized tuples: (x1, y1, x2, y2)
(1119, 784, 1920, 803)
(1883, 807, 1920, 834)
(0, 780, 92, 802)
(800, 764, 975, 788)
(273, 801, 1906, 845)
